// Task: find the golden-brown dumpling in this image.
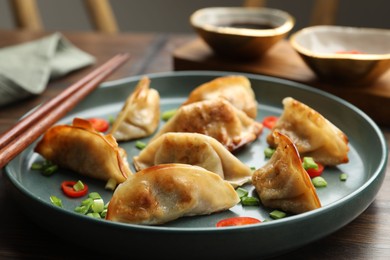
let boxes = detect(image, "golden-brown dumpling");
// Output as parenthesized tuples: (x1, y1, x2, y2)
(181, 75, 258, 118)
(34, 117, 132, 183)
(267, 97, 349, 166)
(106, 163, 240, 225)
(150, 98, 263, 152)
(133, 132, 253, 187)
(252, 131, 321, 214)
(109, 76, 160, 141)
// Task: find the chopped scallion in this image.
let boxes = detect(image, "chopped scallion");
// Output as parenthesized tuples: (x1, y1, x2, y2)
(135, 141, 147, 150)
(100, 209, 108, 218)
(88, 192, 102, 200)
(42, 165, 58, 176)
(302, 157, 318, 170)
(82, 198, 93, 206)
(269, 210, 286, 219)
(264, 147, 275, 158)
(73, 180, 85, 192)
(50, 195, 63, 207)
(105, 178, 117, 191)
(74, 205, 90, 214)
(91, 198, 105, 213)
(312, 176, 328, 187)
(74, 192, 107, 219)
(235, 187, 248, 199)
(32, 160, 59, 176)
(86, 212, 101, 219)
(108, 115, 115, 125)
(161, 109, 177, 121)
(339, 173, 348, 181)
(31, 162, 43, 170)
(241, 196, 260, 206)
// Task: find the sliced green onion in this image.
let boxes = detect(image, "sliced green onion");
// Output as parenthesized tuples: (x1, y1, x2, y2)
(269, 209, 286, 219)
(312, 176, 328, 187)
(31, 162, 43, 171)
(250, 166, 256, 171)
(241, 196, 260, 206)
(108, 115, 115, 125)
(91, 198, 105, 213)
(100, 209, 108, 218)
(82, 197, 94, 206)
(86, 212, 101, 219)
(42, 165, 58, 176)
(302, 157, 318, 170)
(74, 205, 91, 214)
(88, 192, 102, 200)
(135, 141, 147, 150)
(50, 195, 63, 207)
(32, 160, 59, 176)
(73, 180, 85, 191)
(105, 178, 117, 191)
(43, 160, 55, 168)
(264, 147, 275, 158)
(235, 187, 248, 199)
(161, 109, 177, 121)
(339, 173, 348, 181)
(74, 192, 108, 218)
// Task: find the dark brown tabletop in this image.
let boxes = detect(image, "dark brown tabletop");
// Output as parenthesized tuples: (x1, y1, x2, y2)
(0, 29, 389, 259)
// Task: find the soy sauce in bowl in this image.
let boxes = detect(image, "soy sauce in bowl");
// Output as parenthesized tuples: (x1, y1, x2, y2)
(222, 22, 275, 30)
(190, 7, 295, 60)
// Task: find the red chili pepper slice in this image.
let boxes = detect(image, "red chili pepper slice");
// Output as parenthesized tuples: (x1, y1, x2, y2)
(61, 181, 88, 198)
(306, 162, 325, 178)
(216, 216, 261, 227)
(87, 118, 109, 132)
(262, 116, 279, 129)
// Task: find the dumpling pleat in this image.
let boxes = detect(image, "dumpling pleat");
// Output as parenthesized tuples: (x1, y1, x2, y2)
(133, 132, 253, 187)
(267, 97, 349, 166)
(34, 117, 132, 183)
(106, 163, 240, 225)
(150, 98, 263, 152)
(252, 131, 321, 214)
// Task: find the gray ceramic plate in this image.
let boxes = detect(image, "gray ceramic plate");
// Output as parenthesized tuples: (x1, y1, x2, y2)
(5, 71, 388, 259)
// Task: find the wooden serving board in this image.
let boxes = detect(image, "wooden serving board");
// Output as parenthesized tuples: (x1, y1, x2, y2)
(173, 38, 390, 127)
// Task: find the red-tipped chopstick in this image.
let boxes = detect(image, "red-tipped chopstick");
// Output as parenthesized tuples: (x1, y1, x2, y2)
(0, 53, 130, 169)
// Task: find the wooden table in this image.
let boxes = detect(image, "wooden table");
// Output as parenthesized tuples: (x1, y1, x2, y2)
(0, 30, 389, 259)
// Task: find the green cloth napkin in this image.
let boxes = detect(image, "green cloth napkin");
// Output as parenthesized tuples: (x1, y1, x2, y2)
(0, 32, 96, 106)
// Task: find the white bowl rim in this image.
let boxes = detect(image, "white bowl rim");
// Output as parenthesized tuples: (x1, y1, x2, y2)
(190, 6, 295, 37)
(289, 25, 390, 60)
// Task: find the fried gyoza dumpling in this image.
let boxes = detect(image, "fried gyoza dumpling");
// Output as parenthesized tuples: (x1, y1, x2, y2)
(109, 76, 160, 141)
(34, 117, 132, 183)
(267, 97, 349, 166)
(181, 75, 258, 118)
(106, 163, 240, 225)
(150, 98, 263, 152)
(252, 131, 321, 214)
(133, 132, 253, 187)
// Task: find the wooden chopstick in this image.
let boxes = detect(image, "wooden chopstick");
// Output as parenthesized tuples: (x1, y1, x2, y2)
(0, 53, 130, 169)
(0, 53, 129, 151)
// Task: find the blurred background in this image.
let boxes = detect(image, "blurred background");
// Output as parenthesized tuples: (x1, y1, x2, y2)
(0, 0, 389, 33)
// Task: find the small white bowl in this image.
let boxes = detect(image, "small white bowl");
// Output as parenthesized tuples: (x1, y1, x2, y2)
(190, 7, 295, 60)
(290, 25, 390, 85)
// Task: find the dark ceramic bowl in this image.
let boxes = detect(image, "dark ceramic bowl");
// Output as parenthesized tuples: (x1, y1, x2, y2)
(190, 7, 295, 60)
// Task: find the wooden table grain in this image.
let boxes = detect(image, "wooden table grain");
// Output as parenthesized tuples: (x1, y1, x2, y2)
(0, 30, 389, 259)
